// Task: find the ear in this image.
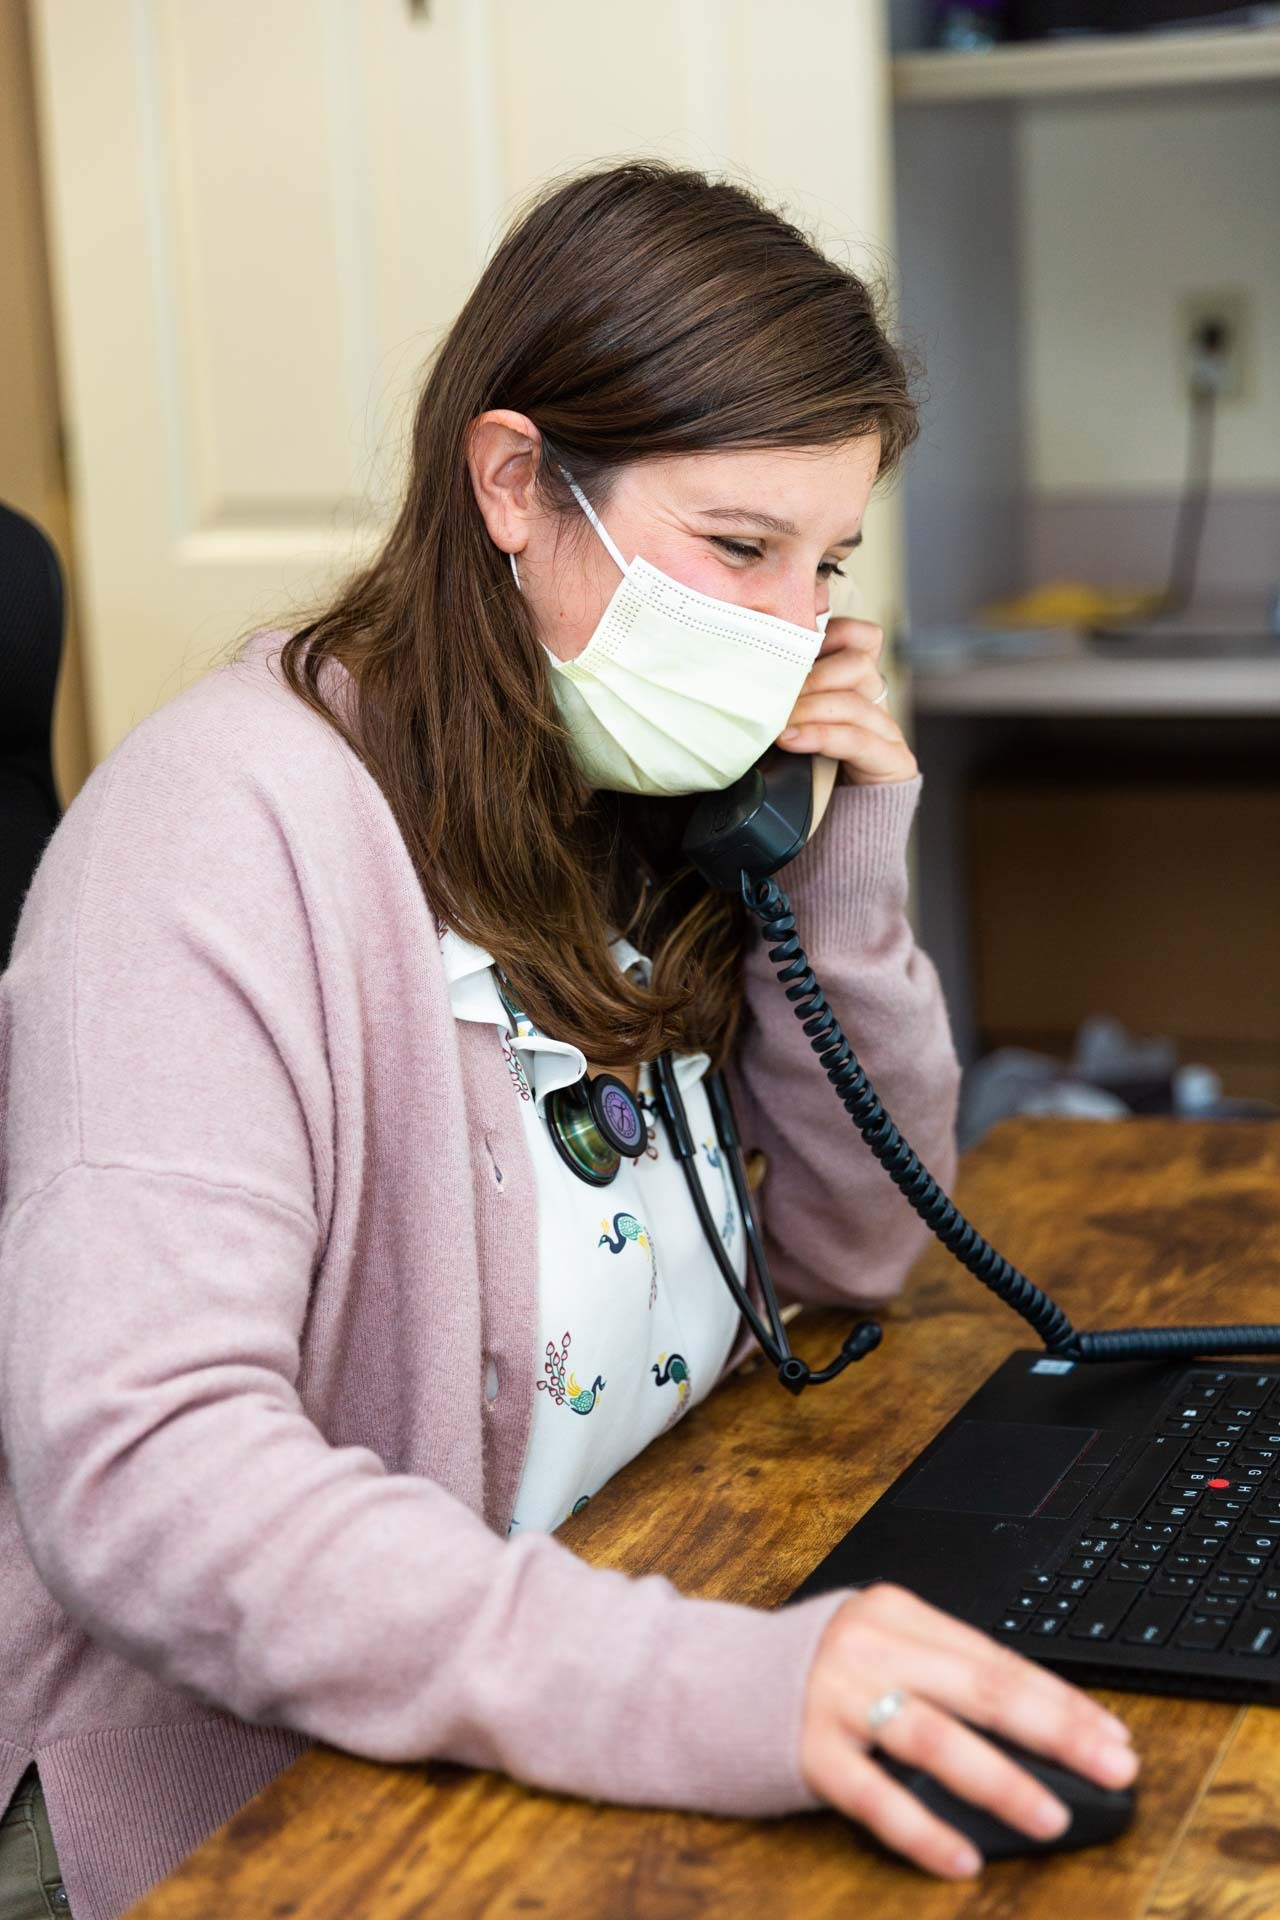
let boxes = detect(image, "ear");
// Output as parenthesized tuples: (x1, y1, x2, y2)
(465, 410, 542, 558)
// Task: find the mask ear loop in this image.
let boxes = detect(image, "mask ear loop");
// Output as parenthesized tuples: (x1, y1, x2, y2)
(557, 463, 629, 576)
(506, 464, 625, 589)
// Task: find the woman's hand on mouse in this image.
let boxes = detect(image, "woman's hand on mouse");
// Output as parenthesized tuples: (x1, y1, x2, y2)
(798, 1582, 1139, 1879)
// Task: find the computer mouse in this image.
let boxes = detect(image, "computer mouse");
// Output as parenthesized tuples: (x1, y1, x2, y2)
(872, 1725, 1136, 1860)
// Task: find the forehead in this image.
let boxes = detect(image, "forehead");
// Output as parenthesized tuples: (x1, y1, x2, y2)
(626, 439, 880, 530)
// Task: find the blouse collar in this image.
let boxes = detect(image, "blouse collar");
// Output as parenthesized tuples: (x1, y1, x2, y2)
(437, 925, 709, 1107)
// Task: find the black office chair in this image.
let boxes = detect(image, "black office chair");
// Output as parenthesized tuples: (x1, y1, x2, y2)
(0, 501, 65, 971)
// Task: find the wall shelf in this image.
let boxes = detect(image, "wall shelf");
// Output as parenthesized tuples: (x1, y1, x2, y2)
(893, 24, 1280, 102)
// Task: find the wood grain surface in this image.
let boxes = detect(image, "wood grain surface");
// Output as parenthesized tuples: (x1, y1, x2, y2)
(124, 1117, 1280, 1920)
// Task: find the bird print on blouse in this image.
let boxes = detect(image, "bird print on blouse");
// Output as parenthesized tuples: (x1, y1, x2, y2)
(536, 1328, 605, 1415)
(598, 1210, 659, 1308)
(702, 1138, 736, 1244)
(652, 1350, 691, 1431)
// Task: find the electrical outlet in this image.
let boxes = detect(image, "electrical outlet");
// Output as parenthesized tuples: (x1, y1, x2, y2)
(1179, 290, 1251, 402)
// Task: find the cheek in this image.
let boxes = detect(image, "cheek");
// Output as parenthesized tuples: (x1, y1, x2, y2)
(645, 535, 754, 604)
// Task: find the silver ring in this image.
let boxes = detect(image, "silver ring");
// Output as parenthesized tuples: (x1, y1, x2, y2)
(865, 1687, 909, 1736)
(871, 677, 890, 706)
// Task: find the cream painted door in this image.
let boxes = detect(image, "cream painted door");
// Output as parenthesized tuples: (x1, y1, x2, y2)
(30, 0, 899, 761)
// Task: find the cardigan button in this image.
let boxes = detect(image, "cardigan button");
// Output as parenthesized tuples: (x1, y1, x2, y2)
(484, 1357, 500, 1402)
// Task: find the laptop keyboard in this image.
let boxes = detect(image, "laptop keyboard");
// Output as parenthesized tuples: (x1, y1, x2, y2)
(993, 1370, 1280, 1660)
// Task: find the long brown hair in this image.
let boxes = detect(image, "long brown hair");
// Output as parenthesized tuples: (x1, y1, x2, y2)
(246, 162, 919, 1069)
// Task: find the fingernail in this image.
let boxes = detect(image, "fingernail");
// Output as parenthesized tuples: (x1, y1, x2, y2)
(779, 728, 800, 741)
(1033, 1795, 1072, 1838)
(1098, 1742, 1139, 1785)
(949, 1843, 983, 1877)
(1103, 1713, 1133, 1743)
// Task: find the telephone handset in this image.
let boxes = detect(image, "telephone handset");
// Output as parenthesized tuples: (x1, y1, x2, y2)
(668, 749, 1280, 1387)
(680, 747, 839, 891)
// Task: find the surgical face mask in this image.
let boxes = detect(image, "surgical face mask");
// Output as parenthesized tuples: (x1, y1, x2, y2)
(509, 465, 829, 796)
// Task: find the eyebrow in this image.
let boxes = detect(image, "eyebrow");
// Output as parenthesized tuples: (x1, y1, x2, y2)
(696, 507, 863, 547)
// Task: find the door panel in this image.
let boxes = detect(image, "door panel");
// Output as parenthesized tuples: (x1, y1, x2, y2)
(30, 0, 898, 761)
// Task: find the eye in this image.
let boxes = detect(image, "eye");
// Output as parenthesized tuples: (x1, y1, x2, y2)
(709, 536, 846, 581)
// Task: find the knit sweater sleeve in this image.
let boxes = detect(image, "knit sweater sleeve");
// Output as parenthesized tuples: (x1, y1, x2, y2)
(725, 772, 963, 1311)
(0, 714, 848, 1820)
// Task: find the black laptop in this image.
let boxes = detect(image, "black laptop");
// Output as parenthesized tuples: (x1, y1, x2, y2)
(787, 1350, 1280, 1700)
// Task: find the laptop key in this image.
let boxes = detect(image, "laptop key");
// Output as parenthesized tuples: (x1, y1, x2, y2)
(1226, 1615, 1280, 1656)
(993, 1616, 1026, 1634)
(1206, 1574, 1257, 1598)
(1223, 1551, 1268, 1575)
(1029, 1615, 1063, 1636)
(1152, 1573, 1200, 1597)
(1120, 1593, 1187, 1647)
(1198, 1591, 1244, 1615)
(1222, 1379, 1275, 1409)
(1134, 1520, 1179, 1542)
(1111, 1559, 1160, 1582)
(1060, 1555, 1109, 1578)
(1022, 1574, 1056, 1591)
(1066, 1582, 1137, 1642)
(1170, 1553, 1212, 1575)
(1174, 1614, 1230, 1652)
(1254, 1586, 1280, 1610)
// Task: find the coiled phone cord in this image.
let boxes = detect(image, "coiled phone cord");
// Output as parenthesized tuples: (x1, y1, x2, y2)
(742, 870, 1280, 1364)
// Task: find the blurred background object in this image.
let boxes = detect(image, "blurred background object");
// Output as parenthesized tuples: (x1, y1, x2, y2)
(890, 0, 1280, 1118)
(0, 501, 63, 969)
(0, 0, 90, 810)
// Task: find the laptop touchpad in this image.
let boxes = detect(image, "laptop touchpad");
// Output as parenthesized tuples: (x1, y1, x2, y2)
(890, 1420, 1097, 1518)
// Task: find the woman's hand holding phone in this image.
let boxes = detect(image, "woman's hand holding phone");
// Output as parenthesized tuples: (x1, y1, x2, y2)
(778, 617, 918, 788)
(798, 1582, 1139, 1879)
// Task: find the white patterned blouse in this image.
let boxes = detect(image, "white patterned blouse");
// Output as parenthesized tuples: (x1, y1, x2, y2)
(439, 925, 747, 1536)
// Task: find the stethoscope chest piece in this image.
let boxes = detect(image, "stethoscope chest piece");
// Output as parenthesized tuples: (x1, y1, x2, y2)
(546, 1072, 646, 1187)
(494, 964, 647, 1188)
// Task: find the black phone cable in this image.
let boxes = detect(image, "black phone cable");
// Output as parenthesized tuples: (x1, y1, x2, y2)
(741, 869, 1280, 1365)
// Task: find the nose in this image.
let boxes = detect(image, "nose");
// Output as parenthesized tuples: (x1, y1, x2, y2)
(750, 576, 824, 630)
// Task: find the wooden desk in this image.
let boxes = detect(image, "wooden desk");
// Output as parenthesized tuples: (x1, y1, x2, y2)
(126, 1117, 1280, 1920)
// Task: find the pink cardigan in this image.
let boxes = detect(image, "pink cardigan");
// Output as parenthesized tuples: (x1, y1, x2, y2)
(0, 627, 961, 1920)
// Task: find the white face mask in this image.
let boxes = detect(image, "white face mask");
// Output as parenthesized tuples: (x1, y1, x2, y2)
(510, 466, 829, 796)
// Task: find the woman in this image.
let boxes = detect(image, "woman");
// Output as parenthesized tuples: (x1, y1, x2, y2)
(0, 162, 1136, 1920)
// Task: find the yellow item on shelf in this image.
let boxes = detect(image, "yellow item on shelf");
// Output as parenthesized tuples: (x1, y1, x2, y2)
(975, 580, 1165, 629)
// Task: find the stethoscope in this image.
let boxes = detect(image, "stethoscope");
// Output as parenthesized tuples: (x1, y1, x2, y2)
(494, 968, 879, 1394)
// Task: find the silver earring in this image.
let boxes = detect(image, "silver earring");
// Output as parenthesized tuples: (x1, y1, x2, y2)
(509, 551, 521, 591)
